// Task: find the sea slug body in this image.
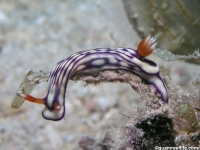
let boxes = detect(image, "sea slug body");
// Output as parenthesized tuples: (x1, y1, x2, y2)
(19, 36, 168, 121)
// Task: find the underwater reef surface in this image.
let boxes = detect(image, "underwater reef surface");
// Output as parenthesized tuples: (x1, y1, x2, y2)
(123, 0, 200, 56)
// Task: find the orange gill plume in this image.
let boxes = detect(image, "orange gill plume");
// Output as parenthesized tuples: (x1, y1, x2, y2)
(137, 36, 157, 57)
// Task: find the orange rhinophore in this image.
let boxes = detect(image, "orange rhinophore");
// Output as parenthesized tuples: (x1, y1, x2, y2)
(137, 36, 157, 57)
(17, 93, 61, 111)
(53, 101, 61, 111)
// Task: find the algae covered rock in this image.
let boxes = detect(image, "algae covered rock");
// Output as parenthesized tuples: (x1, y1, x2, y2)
(123, 0, 200, 56)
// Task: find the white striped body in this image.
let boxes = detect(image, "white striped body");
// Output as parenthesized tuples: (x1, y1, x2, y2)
(42, 48, 168, 120)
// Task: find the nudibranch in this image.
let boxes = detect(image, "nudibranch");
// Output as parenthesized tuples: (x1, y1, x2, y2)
(18, 36, 168, 121)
